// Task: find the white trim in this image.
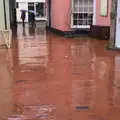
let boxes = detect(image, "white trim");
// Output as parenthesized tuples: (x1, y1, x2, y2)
(71, 0, 73, 28)
(93, 0, 96, 25)
(115, 0, 120, 48)
(71, 25, 90, 29)
(71, 0, 95, 28)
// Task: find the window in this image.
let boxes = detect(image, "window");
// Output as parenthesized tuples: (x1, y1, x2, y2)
(35, 3, 45, 17)
(72, 0, 94, 28)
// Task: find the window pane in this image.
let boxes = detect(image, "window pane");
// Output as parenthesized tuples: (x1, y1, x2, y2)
(36, 3, 44, 17)
(73, 20, 77, 25)
(73, 13, 78, 19)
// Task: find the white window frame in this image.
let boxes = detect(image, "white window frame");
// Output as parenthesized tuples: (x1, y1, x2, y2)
(71, 0, 96, 28)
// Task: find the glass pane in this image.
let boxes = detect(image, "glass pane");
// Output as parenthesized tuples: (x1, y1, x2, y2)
(74, 0, 78, 6)
(78, 20, 82, 25)
(84, 7, 88, 12)
(74, 6, 79, 12)
(36, 3, 44, 17)
(89, 0, 93, 6)
(73, 13, 78, 19)
(73, 20, 77, 25)
(88, 20, 92, 25)
(82, 19, 88, 25)
(84, 0, 88, 6)
(79, 14, 82, 19)
(83, 13, 88, 19)
(89, 7, 93, 13)
(79, 6, 83, 12)
(88, 13, 93, 19)
(79, 0, 83, 5)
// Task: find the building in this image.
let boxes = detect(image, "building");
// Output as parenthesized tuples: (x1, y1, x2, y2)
(0, 0, 16, 46)
(109, 0, 120, 49)
(16, 0, 47, 23)
(114, 0, 120, 48)
(47, 0, 111, 39)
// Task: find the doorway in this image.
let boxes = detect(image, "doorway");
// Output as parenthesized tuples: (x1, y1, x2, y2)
(47, 0, 51, 27)
(28, 3, 34, 23)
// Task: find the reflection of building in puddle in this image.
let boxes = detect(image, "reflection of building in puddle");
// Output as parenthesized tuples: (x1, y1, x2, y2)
(71, 42, 92, 59)
(71, 42, 93, 74)
(112, 56, 120, 107)
(23, 105, 55, 119)
(5, 50, 14, 76)
(17, 36, 48, 68)
(71, 42, 96, 107)
(6, 105, 56, 120)
(72, 80, 96, 107)
(17, 22, 46, 40)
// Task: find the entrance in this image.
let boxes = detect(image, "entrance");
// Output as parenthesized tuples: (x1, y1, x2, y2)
(71, 0, 94, 28)
(28, 3, 34, 23)
(47, 0, 51, 27)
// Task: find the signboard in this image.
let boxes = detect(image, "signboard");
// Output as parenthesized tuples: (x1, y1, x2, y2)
(100, 0, 108, 16)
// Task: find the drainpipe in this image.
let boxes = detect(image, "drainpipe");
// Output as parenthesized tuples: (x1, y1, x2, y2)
(109, 0, 117, 47)
(3, 0, 7, 29)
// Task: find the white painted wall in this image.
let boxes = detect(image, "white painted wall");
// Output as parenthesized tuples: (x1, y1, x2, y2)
(16, 2, 28, 22)
(5, 0, 10, 29)
(0, 0, 6, 30)
(115, 0, 120, 48)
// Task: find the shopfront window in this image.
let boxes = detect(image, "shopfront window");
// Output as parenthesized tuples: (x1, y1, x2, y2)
(35, 3, 45, 17)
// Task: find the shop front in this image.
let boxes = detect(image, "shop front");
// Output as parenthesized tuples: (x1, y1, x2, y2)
(16, 0, 47, 23)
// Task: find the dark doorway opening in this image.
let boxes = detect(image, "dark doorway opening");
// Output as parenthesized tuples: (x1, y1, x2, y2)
(48, 0, 51, 27)
(28, 3, 34, 23)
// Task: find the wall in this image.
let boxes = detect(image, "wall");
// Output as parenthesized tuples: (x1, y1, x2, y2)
(96, 0, 111, 26)
(51, 0, 71, 31)
(50, 0, 111, 31)
(0, 0, 11, 45)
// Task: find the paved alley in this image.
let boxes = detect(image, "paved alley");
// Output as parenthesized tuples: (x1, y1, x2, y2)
(0, 23, 120, 120)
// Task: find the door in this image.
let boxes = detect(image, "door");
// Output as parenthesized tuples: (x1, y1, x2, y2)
(47, 0, 51, 26)
(28, 3, 34, 23)
(71, 0, 94, 28)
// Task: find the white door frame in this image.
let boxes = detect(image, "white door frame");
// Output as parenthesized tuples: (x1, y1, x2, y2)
(71, 0, 96, 29)
(115, 0, 120, 48)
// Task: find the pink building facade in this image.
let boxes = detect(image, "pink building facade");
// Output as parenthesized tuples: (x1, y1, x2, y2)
(47, 0, 111, 39)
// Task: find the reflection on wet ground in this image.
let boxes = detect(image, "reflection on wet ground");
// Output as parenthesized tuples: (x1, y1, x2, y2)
(1, 22, 120, 119)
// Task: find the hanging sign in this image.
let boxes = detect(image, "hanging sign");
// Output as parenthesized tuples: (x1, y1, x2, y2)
(100, 0, 108, 16)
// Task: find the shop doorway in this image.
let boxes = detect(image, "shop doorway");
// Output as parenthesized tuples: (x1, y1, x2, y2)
(28, 3, 34, 23)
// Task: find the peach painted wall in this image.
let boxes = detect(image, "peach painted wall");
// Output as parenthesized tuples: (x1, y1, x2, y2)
(51, 0, 71, 31)
(95, 0, 111, 26)
(51, 0, 111, 31)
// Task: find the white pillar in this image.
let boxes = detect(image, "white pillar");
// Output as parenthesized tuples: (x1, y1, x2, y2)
(0, 0, 7, 45)
(115, 0, 120, 48)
